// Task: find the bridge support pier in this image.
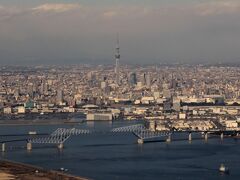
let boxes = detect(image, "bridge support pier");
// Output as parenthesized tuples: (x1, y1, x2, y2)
(204, 132, 208, 141)
(220, 132, 224, 140)
(166, 134, 171, 143)
(188, 133, 192, 141)
(27, 142, 32, 151)
(2, 143, 5, 152)
(137, 139, 144, 144)
(58, 143, 64, 149)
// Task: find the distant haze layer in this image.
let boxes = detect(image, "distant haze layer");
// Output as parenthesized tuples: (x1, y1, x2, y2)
(0, 0, 240, 65)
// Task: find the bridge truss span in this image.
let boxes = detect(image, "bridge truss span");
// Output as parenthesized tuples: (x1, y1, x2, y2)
(28, 124, 171, 146)
(111, 124, 171, 140)
(28, 128, 91, 144)
(111, 124, 145, 133)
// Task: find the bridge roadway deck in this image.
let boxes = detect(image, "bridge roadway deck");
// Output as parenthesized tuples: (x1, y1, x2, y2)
(1, 125, 240, 145)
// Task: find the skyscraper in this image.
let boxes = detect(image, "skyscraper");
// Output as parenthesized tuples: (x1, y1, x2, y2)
(115, 34, 120, 85)
(56, 89, 63, 104)
(146, 73, 151, 88)
(129, 72, 137, 86)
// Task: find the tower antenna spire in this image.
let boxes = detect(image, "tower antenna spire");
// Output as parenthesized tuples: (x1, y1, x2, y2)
(117, 33, 119, 48)
(115, 33, 120, 85)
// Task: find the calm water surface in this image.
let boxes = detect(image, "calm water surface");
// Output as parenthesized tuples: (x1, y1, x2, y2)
(0, 120, 240, 180)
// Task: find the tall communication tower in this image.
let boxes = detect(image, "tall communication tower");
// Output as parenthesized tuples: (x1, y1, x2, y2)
(115, 34, 120, 85)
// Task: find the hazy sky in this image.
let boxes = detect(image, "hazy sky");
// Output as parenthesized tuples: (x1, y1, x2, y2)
(0, 0, 240, 65)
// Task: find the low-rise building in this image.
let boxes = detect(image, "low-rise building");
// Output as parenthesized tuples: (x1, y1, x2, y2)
(86, 113, 112, 121)
(3, 107, 12, 114)
(17, 106, 25, 114)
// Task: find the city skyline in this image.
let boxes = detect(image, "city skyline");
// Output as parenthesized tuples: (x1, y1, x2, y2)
(1, 0, 240, 65)
(1, 1, 240, 179)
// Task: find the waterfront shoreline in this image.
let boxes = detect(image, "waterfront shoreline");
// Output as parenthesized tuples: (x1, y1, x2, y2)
(0, 121, 82, 126)
(0, 159, 89, 180)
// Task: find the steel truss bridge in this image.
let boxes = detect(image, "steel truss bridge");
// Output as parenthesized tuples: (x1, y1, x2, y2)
(28, 128, 91, 144)
(27, 124, 171, 146)
(111, 124, 171, 143)
(26, 124, 240, 148)
(1, 124, 240, 152)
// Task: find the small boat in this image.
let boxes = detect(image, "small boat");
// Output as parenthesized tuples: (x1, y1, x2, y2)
(60, 167, 65, 171)
(28, 131, 37, 135)
(219, 164, 230, 174)
(59, 167, 68, 172)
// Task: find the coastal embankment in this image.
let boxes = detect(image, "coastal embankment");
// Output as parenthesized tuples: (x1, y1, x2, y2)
(0, 160, 89, 180)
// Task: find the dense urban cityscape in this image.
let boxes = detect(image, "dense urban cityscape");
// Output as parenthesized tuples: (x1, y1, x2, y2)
(1, 63, 240, 132)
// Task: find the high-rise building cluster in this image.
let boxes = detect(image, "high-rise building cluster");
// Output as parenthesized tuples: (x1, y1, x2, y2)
(0, 40, 240, 130)
(1, 64, 240, 130)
